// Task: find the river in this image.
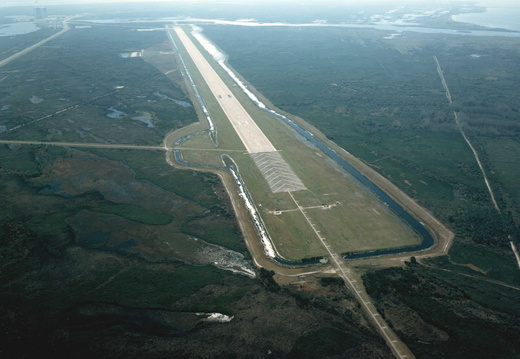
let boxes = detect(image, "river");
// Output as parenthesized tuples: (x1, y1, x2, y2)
(82, 17, 520, 38)
(182, 18, 520, 38)
(452, 5, 520, 32)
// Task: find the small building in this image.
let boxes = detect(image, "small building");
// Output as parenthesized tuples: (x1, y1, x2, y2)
(35, 7, 48, 20)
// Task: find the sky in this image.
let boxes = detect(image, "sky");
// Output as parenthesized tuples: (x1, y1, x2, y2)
(0, 0, 482, 5)
(1, 0, 519, 8)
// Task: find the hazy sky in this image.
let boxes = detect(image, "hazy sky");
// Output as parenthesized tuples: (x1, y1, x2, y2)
(1, 0, 519, 8)
(0, 0, 482, 5)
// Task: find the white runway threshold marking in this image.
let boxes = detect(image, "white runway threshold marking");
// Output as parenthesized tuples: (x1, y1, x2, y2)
(173, 26, 306, 193)
(251, 152, 306, 193)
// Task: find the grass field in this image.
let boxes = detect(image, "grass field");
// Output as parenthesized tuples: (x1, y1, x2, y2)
(200, 25, 520, 247)
(169, 26, 424, 260)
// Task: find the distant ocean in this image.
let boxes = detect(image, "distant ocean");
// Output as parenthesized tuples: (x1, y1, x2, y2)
(452, 6, 520, 32)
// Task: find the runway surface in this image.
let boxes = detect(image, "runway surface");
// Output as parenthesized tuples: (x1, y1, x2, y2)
(173, 26, 305, 193)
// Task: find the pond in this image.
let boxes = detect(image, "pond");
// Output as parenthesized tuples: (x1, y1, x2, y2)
(0, 22, 40, 37)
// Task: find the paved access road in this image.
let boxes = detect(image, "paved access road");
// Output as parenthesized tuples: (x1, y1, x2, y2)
(0, 140, 165, 151)
(0, 18, 72, 69)
(288, 192, 415, 359)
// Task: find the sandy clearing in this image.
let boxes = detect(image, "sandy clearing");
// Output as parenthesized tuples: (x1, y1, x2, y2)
(173, 26, 276, 154)
(511, 241, 520, 269)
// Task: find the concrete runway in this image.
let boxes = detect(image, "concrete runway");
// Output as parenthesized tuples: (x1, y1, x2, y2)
(171, 25, 420, 358)
(173, 26, 276, 154)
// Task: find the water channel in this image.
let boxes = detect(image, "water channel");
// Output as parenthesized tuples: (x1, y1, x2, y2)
(173, 26, 438, 264)
(270, 113, 435, 260)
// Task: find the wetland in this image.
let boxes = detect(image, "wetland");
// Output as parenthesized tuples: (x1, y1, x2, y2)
(1, 2, 520, 358)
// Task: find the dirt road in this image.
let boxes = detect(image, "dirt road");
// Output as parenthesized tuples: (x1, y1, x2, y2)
(422, 261, 520, 291)
(434, 55, 501, 213)
(510, 241, 520, 269)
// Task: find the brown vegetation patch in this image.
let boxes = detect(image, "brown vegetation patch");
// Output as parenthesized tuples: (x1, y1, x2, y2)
(31, 151, 201, 215)
(383, 303, 449, 343)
